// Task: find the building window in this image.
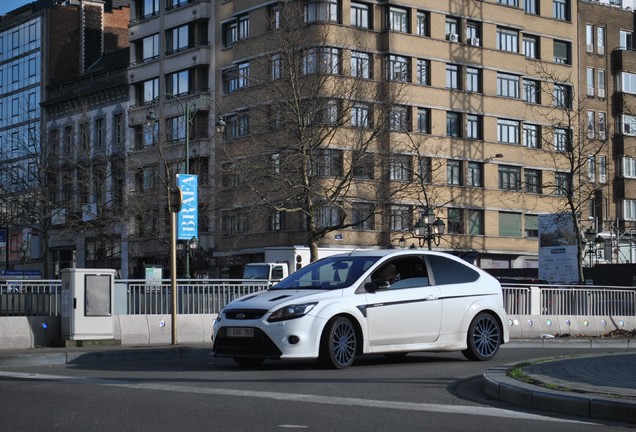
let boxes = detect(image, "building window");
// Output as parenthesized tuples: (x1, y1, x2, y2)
(553, 40, 570, 64)
(143, 122, 158, 148)
(314, 149, 343, 177)
(554, 127, 570, 151)
(588, 155, 596, 182)
(168, 69, 190, 96)
(142, 34, 160, 61)
(524, 169, 540, 193)
(586, 67, 594, 96)
(598, 155, 606, 183)
(466, 21, 480, 45)
(143, 0, 159, 18)
(553, 84, 571, 108)
(523, 35, 538, 59)
(305, 0, 339, 23)
(447, 160, 462, 185)
(352, 203, 374, 230)
(350, 2, 370, 28)
(499, 212, 522, 237)
(497, 119, 520, 144)
(446, 64, 460, 89)
(620, 30, 633, 50)
(499, 165, 521, 190)
(467, 162, 482, 187)
(416, 59, 429, 85)
(466, 67, 480, 92)
(525, 0, 538, 15)
(417, 108, 430, 133)
(447, 208, 464, 235)
(389, 154, 412, 181)
(419, 157, 432, 183)
(388, 7, 408, 32)
(268, 210, 286, 231)
(586, 24, 594, 53)
(466, 114, 481, 139)
(523, 79, 539, 103)
(136, 165, 157, 192)
(224, 112, 250, 139)
(222, 211, 248, 236)
(445, 17, 458, 40)
(497, 27, 518, 53)
(468, 209, 484, 235)
(351, 103, 370, 128)
(95, 118, 105, 148)
(446, 112, 461, 137)
(497, 72, 519, 98)
(498, 0, 518, 6)
(167, 25, 191, 54)
(351, 51, 371, 79)
(598, 112, 606, 140)
(416, 11, 429, 36)
(352, 151, 374, 179)
(223, 15, 249, 48)
(389, 205, 412, 231)
(552, 0, 569, 21)
(143, 78, 159, 104)
(623, 200, 636, 221)
(304, 47, 341, 75)
(390, 106, 408, 131)
(525, 214, 538, 238)
(597, 27, 605, 55)
(271, 54, 281, 79)
(387, 55, 409, 82)
(223, 62, 249, 94)
(597, 69, 605, 98)
(114, 113, 124, 148)
(523, 124, 539, 148)
(554, 172, 571, 196)
(587, 111, 595, 139)
(168, 115, 186, 142)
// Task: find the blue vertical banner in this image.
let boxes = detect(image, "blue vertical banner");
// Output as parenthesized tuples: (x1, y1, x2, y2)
(177, 174, 198, 240)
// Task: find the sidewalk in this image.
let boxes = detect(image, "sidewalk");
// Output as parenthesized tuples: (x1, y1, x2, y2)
(0, 339, 634, 424)
(484, 339, 636, 425)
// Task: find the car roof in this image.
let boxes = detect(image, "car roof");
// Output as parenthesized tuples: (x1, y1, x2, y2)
(329, 249, 461, 259)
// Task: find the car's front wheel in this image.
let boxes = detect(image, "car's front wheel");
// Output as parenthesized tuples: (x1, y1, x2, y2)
(319, 316, 357, 369)
(462, 312, 501, 361)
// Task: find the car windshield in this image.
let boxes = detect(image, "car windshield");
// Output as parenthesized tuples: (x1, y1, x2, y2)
(273, 256, 379, 290)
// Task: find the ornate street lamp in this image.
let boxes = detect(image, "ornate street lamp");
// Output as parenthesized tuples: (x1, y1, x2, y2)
(413, 208, 445, 249)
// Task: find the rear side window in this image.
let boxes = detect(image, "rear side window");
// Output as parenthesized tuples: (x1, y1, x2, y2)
(426, 255, 479, 285)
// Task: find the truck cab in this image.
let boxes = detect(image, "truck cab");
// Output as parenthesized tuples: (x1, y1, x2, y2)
(242, 262, 289, 285)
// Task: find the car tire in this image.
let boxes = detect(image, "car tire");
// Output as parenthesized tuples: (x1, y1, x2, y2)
(233, 357, 265, 367)
(319, 316, 357, 369)
(462, 312, 501, 361)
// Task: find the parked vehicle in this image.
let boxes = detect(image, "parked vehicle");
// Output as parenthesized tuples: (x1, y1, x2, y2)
(213, 249, 509, 369)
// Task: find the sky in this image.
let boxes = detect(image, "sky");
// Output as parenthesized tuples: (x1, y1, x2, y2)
(1, 0, 32, 15)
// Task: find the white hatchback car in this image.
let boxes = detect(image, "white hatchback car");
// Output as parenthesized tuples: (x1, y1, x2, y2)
(212, 250, 509, 369)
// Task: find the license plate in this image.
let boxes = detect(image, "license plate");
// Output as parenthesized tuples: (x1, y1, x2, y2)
(226, 327, 254, 338)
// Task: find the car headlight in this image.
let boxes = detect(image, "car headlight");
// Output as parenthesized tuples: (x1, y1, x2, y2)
(267, 302, 317, 323)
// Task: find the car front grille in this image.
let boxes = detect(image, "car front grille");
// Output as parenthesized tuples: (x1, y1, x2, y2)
(213, 327, 282, 358)
(224, 309, 268, 320)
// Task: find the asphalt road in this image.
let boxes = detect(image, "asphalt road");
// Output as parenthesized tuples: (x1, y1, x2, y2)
(0, 347, 633, 432)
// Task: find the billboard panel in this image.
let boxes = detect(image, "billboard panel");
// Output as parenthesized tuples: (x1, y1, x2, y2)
(538, 213, 579, 284)
(177, 174, 198, 241)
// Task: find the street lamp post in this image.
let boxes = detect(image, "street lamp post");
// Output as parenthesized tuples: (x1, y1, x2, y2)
(19, 240, 30, 278)
(413, 208, 445, 250)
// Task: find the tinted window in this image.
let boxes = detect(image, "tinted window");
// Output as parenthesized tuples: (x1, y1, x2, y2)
(426, 255, 479, 285)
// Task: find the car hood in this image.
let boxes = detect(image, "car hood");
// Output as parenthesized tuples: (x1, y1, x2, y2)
(225, 288, 335, 311)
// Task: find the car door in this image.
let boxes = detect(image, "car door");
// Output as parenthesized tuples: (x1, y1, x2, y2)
(364, 257, 442, 348)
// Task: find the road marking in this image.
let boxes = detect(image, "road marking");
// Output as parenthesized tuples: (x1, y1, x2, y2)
(0, 370, 591, 424)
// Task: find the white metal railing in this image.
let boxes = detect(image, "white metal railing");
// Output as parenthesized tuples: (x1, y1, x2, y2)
(501, 283, 636, 316)
(0, 280, 62, 316)
(1, 280, 634, 317)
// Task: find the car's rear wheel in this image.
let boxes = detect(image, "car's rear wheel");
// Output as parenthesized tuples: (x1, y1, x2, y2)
(462, 313, 501, 361)
(320, 316, 357, 369)
(233, 357, 265, 367)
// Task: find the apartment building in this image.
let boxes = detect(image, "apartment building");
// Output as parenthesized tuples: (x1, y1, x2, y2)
(579, 0, 636, 264)
(127, 0, 218, 277)
(213, 0, 586, 275)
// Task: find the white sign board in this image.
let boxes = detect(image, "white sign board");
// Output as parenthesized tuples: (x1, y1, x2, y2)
(538, 213, 579, 284)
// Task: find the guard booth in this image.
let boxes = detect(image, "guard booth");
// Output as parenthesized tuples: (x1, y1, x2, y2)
(61, 268, 116, 341)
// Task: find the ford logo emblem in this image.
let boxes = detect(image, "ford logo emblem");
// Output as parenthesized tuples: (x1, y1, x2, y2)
(236, 313, 246, 320)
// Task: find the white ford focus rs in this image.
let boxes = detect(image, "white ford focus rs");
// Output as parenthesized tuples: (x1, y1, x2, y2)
(212, 249, 509, 369)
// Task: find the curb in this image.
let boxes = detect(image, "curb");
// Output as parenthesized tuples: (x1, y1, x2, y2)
(483, 360, 636, 424)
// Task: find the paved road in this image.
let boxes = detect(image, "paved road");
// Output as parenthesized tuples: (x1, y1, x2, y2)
(0, 342, 634, 431)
